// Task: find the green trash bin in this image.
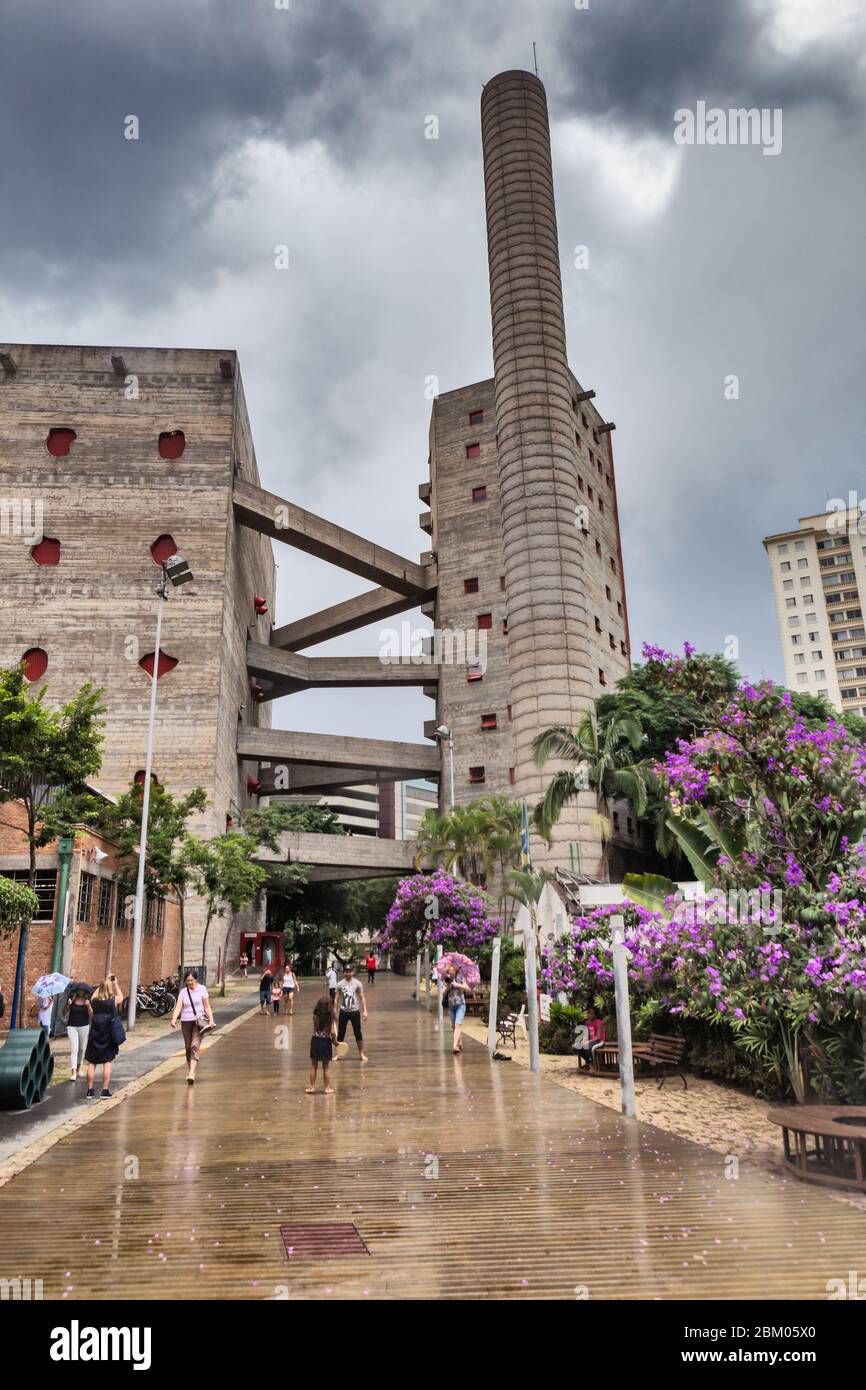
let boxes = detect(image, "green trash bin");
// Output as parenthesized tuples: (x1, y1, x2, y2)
(0, 1028, 53, 1109)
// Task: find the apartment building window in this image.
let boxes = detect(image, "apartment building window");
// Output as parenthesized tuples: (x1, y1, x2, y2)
(803, 594, 814, 605)
(797, 558, 808, 569)
(468, 766, 485, 784)
(1, 869, 56, 922)
(463, 577, 479, 595)
(797, 672, 808, 683)
(794, 653, 805, 665)
(810, 631, 823, 642)
(77, 871, 95, 923)
(469, 409, 484, 425)
(609, 633, 616, 649)
(598, 668, 606, 686)
(794, 540, 806, 550)
(480, 713, 497, 731)
(780, 561, 791, 572)
(594, 616, 602, 633)
(508, 767, 516, 786)
(620, 640, 627, 655)
(477, 613, 492, 630)
(466, 442, 481, 459)
(791, 635, 802, 646)
(799, 576, 810, 586)
(467, 669, 483, 682)
(785, 598, 796, 609)
(471, 485, 487, 502)
(97, 877, 113, 929)
(782, 580, 794, 590)
(778, 544, 789, 554)
(605, 585, 612, 601)
(815, 669, 826, 680)
(787, 616, 800, 627)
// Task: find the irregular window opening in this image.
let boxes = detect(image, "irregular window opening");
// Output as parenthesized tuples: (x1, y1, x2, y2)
(31, 537, 61, 566)
(22, 647, 48, 681)
(46, 427, 76, 456)
(158, 430, 186, 460)
(139, 652, 179, 679)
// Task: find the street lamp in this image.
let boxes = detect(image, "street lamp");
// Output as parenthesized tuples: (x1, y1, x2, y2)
(433, 724, 455, 810)
(127, 555, 193, 1031)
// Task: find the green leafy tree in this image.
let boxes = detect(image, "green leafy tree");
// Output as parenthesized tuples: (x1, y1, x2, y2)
(187, 831, 268, 987)
(0, 877, 39, 936)
(0, 665, 105, 1023)
(532, 709, 649, 873)
(98, 783, 208, 977)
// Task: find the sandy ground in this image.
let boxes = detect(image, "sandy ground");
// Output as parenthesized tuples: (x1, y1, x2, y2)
(455, 1013, 866, 1213)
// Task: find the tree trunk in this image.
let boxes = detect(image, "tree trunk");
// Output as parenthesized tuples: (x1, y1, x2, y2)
(219, 916, 232, 997)
(18, 810, 37, 1027)
(199, 908, 213, 975)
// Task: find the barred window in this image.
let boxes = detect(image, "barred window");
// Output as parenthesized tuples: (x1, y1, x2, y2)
(98, 877, 113, 929)
(157, 898, 166, 937)
(145, 898, 154, 935)
(0, 869, 56, 922)
(77, 871, 95, 924)
(115, 889, 131, 931)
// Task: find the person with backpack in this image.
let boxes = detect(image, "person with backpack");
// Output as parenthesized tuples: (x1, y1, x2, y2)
(170, 968, 215, 1085)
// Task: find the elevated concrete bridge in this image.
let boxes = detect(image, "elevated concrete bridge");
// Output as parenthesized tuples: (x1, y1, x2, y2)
(255, 830, 420, 882)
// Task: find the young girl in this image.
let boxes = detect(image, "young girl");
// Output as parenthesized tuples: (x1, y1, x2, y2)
(306, 995, 336, 1094)
(271, 975, 283, 1015)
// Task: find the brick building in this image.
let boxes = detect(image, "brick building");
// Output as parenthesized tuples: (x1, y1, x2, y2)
(0, 798, 180, 1033)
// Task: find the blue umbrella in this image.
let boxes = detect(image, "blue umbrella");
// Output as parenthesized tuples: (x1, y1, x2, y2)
(32, 972, 71, 997)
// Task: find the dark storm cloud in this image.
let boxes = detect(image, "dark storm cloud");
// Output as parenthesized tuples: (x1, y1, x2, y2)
(549, 0, 865, 128)
(0, 0, 406, 292)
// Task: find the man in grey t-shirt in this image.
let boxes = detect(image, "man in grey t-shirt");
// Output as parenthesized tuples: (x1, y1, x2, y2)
(335, 962, 368, 1062)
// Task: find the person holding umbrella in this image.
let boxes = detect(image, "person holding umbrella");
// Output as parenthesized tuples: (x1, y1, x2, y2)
(30, 972, 71, 1039)
(436, 953, 479, 1055)
(63, 984, 92, 1081)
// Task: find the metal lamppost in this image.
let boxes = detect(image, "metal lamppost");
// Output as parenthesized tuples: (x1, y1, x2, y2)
(434, 724, 455, 810)
(127, 554, 193, 1031)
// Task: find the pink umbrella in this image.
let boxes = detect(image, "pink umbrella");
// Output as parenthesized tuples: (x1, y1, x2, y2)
(434, 953, 480, 988)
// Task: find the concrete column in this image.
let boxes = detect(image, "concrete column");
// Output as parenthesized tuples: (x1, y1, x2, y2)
(480, 70, 597, 873)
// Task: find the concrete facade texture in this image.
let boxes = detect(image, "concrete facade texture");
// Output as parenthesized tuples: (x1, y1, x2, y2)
(0, 344, 274, 965)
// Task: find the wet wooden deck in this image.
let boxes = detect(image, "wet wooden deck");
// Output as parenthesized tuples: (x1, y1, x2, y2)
(2, 976, 864, 1300)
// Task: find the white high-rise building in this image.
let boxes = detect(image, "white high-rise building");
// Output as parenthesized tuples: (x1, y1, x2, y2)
(764, 507, 866, 719)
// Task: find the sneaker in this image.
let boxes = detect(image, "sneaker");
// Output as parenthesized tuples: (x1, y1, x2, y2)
(100, 1089, 112, 1099)
(85, 1089, 96, 1099)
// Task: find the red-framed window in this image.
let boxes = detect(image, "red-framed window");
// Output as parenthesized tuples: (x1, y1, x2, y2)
(466, 442, 481, 459)
(469, 766, 485, 784)
(464, 577, 479, 594)
(469, 409, 484, 426)
(477, 613, 492, 630)
(480, 713, 497, 731)
(471, 484, 487, 503)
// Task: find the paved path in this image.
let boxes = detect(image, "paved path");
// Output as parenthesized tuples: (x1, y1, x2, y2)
(0, 989, 259, 1165)
(1, 976, 864, 1300)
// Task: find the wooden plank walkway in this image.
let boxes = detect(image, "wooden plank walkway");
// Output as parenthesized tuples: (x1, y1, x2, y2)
(1, 975, 864, 1300)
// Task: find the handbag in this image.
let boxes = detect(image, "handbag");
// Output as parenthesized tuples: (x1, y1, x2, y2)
(188, 986, 214, 1034)
(110, 1011, 127, 1047)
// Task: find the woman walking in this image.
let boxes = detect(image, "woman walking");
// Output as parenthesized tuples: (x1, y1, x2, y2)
(83, 978, 124, 1099)
(282, 961, 300, 1016)
(63, 986, 91, 1081)
(170, 968, 215, 1085)
(442, 964, 469, 1054)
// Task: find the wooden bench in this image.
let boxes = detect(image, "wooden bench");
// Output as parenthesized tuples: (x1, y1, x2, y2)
(496, 1006, 527, 1049)
(465, 990, 490, 1019)
(585, 1033, 688, 1089)
(768, 1106, 866, 1192)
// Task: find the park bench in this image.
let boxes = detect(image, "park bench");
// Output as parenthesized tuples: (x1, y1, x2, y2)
(767, 1105, 866, 1193)
(585, 1033, 688, 1089)
(496, 1006, 527, 1049)
(465, 989, 490, 1018)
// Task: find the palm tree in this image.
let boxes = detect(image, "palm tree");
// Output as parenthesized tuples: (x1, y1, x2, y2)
(532, 710, 650, 874)
(507, 866, 552, 955)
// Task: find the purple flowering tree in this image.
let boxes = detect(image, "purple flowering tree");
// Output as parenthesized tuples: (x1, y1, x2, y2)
(381, 872, 501, 961)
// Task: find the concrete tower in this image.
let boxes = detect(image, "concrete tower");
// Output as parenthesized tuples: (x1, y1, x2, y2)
(480, 70, 599, 872)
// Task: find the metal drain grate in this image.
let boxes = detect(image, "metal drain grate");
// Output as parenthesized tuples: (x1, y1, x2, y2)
(279, 1223, 370, 1259)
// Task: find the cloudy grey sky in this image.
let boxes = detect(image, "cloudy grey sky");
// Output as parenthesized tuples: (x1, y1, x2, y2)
(3, 0, 865, 743)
